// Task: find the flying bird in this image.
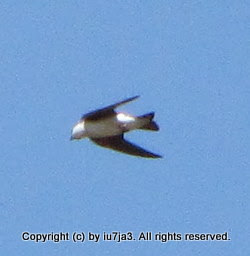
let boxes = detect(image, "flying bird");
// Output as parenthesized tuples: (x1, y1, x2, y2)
(70, 96, 162, 158)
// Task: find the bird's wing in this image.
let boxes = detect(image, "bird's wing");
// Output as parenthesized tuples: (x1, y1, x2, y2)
(90, 134, 162, 158)
(82, 96, 139, 121)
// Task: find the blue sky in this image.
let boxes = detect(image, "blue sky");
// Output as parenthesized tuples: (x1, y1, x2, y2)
(1, 1, 249, 255)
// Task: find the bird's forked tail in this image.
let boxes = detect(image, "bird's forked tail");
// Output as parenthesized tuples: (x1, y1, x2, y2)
(138, 112, 159, 131)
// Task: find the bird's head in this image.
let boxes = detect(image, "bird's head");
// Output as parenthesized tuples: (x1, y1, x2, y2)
(70, 121, 87, 140)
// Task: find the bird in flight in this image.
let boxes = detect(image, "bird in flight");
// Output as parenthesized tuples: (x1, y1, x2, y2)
(70, 96, 162, 158)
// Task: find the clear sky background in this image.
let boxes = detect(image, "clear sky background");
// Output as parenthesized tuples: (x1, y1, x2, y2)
(1, 1, 249, 255)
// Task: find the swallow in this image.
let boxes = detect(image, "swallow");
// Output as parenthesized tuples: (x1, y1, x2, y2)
(70, 96, 162, 158)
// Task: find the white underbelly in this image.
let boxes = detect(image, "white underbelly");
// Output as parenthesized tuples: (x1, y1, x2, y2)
(85, 118, 122, 138)
(85, 114, 145, 138)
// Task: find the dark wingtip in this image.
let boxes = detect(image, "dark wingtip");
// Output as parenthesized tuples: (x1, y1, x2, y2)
(145, 152, 163, 159)
(151, 154, 163, 159)
(130, 95, 140, 101)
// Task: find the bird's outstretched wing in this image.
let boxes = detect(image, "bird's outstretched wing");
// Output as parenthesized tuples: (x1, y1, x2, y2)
(82, 96, 139, 121)
(90, 134, 162, 158)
